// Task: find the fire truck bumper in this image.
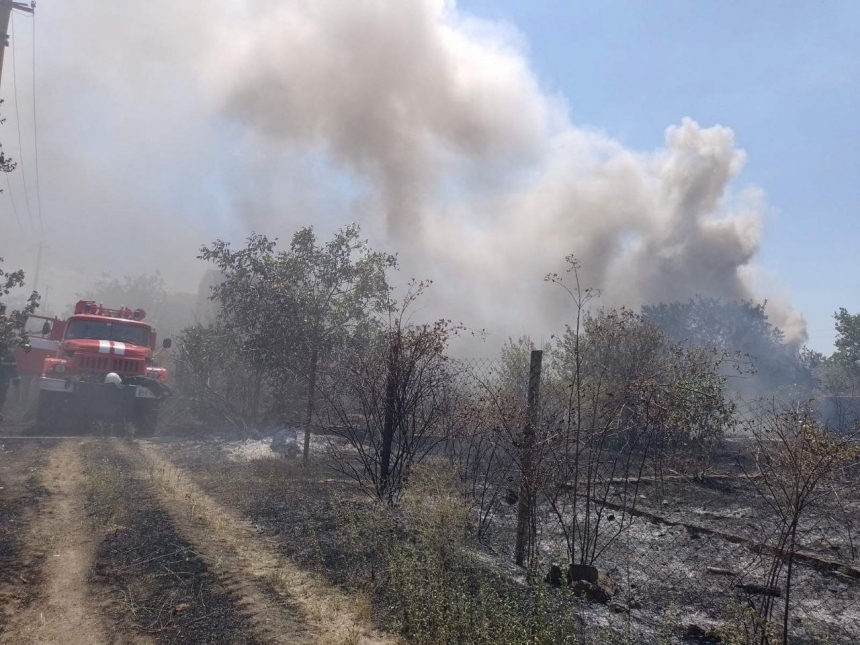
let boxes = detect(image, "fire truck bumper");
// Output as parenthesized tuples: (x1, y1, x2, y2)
(39, 377, 161, 400)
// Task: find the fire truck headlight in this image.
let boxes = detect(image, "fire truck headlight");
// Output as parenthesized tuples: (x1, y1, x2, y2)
(53, 363, 66, 374)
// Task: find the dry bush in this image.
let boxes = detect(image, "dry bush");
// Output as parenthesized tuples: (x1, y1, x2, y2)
(320, 282, 466, 504)
(542, 259, 737, 570)
(739, 402, 859, 644)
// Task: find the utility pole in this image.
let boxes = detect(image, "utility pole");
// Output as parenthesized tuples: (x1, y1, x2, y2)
(0, 1, 33, 89)
(29, 240, 49, 295)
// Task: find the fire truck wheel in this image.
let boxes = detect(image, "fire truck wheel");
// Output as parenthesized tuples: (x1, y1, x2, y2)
(36, 392, 64, 433)
(133, 401, 158, 438)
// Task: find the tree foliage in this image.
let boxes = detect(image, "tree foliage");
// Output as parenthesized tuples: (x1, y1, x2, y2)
(199, 225, 396, 366)
(174, 324, 265, 430)
(643, 296, 807, 393)
(181, 224, 397, 432)
(833, 308, 860, 368)
(0, 100, 17, 179)
(80, 272, 167, 313)
(0, 258, 39, 360)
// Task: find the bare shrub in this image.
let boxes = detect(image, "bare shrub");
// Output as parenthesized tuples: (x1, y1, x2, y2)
(320, 282, 465, 504)
(543, 258, 737, 569)
(444, 379, 515, 540)
(454, 338, 553, 564)
(739, 402, 859, 644)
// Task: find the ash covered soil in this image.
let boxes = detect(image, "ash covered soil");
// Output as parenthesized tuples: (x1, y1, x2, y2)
(157, 434, 860, 645)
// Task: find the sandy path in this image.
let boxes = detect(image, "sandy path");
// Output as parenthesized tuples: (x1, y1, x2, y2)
(124, 440, 398, 645)
(0, 440, 114, 645)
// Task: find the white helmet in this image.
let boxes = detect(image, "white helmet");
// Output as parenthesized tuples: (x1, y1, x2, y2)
(105, 372, 123, 386)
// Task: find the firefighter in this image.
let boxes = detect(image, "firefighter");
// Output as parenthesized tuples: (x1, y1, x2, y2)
(0, 347, 18, 421)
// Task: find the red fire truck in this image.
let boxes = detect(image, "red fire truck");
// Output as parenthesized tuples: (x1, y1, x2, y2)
(35, 300, 171, 435)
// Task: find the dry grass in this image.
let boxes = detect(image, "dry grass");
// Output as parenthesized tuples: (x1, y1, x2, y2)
(135, 440, 399, 645)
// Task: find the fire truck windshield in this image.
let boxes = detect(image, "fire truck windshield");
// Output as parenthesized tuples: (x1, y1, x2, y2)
(66, 320, 151, 347)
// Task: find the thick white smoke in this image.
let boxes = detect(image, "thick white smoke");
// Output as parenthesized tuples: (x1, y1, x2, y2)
(0, 0, 806, 343)
(211, 0, 805, 342)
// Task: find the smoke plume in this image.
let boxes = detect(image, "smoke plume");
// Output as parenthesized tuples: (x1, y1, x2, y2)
(0, 0, 806, 344)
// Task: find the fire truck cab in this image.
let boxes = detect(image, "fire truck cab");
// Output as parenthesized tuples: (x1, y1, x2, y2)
(37, 300, 171, 435)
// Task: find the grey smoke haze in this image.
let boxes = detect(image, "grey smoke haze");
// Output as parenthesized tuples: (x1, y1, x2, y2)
(0, 0, 805, 344)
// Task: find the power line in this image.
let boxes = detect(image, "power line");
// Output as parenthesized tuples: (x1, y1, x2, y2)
(30, 10, 41, 234)
(9, 13, 35, 234)
(4, 163, 21, 230)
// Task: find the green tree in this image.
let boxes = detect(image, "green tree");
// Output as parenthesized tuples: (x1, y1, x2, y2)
(643, 297, 781, 349)
(0, 258, 39, 358)
(174, 323, 263, 431)
(642, 296, 807, 394)
(198, 224, 397, 444)
(0, 259, 39, 415)
(833, 308, 860, 367)
(79, 272, 167, 313)
(0, 100, 18, 180)
(811, 310, 860, 430)
(0, 102, 31, 356)
(278, 224, 397, 459)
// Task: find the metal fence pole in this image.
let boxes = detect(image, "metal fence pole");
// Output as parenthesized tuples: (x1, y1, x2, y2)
(515, 349, 542, 567)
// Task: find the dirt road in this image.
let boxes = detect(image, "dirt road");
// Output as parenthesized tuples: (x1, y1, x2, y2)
(0, 436, 397, 645)
(130, 441, 394, 645)
(0, 439, 51, 636)
(0, 439, 112, 644)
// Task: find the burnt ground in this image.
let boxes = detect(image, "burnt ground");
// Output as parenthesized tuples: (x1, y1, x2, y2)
(627, 473, 860, 564)
(152, 438, 409, 631)
(2, 422, 858, 644)
(516, 452, 860, 644)
(157, 436, 860, 645)
(0, 439, 52, 633)
(81, 440, 266, 644)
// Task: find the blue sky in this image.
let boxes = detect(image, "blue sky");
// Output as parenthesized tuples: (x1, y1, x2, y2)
(460, 0, 859, 352)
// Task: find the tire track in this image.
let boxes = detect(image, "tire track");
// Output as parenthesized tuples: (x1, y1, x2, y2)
(84, 440, 261, 644)
(126, 440, 398, 645)
(1, 439, 111, 645)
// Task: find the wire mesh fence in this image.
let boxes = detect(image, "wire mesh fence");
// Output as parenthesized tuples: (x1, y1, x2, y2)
(441, 354, 860, 644)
